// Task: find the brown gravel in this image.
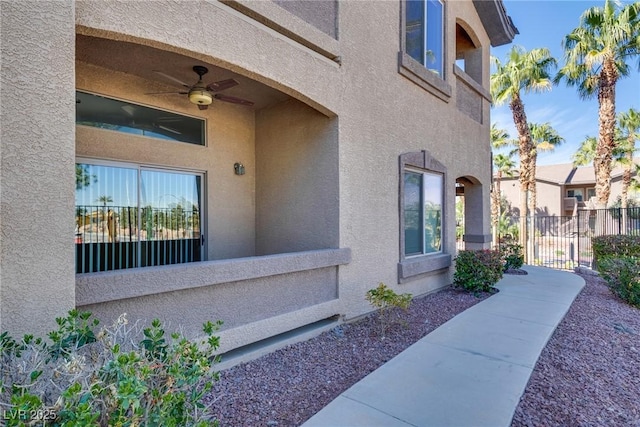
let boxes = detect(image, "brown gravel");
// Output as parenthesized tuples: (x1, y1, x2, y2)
(206, 286, 490, 426)
(511, 272, 640, 427)
(206, 271, 640, 427)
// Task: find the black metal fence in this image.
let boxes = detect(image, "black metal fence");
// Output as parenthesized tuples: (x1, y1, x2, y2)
(75, 205, 201, 273)
(496, 207, 640, 270)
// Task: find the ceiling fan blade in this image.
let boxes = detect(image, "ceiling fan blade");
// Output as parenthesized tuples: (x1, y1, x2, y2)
(206, 79, 239, 93)
(198, 104, 209, 111)
(153, 70, 191, 88)
(214, 94, 254, 106)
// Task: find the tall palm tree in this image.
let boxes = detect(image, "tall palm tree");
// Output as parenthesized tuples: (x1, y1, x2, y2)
(617, 108, 640, 211)
(491, 45, 557, 254)
(528, 122, 565, 214)
(492, 153, 516, 245)
(555, 0, 640, 208)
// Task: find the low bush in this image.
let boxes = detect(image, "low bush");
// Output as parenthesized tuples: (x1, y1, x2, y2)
(0, 310, 222, 426)
(500, 242, 524, 271)
(597, 257, 640, 308)
(454, 249, 504, 293)
(592, 235, 640, 268)
(366, 283, 412, 337)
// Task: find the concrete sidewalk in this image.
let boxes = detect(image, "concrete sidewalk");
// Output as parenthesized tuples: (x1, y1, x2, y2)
(302, 266, 585, 427)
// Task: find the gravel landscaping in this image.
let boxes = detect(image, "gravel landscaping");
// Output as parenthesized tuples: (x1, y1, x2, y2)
(512, 272, 640, 427)
(205, 271, 640, 427)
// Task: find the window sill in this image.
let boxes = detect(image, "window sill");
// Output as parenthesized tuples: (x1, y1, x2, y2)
(398, 52, 452, 102)
(398, 253, 452, 283)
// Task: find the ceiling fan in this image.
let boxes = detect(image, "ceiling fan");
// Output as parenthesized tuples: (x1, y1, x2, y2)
(148, 65, 254, 110)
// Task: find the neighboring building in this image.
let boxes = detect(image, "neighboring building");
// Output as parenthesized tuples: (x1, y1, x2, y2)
(498, 161, 639, 217)
(1, 1, 516, 353)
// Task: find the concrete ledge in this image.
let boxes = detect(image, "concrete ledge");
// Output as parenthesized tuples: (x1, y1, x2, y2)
(398, 253, 452, 283)
(216, 298, 343, 366)
(398, 52, 452, 102)
(220, 0, 340, 62)
(453, 65, 492, 101)
(77, 248, 351, 306)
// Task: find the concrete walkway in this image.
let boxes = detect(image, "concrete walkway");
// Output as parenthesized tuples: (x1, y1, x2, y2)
(302, 266, 585, 427)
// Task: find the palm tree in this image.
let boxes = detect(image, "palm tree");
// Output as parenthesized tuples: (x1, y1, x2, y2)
(96, 195, 113, 208)
(490, 124, 516, 245)
(572, 136, 598, 167)
(555, 0, 640, 209)
(528, 122, 565, 214)
(617, 108, 640, 210)
(492, 153, 516, 245)
(491, 45, 557, 255)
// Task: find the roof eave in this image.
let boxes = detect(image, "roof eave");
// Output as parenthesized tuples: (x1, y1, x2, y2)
(473, 0, 519, 47)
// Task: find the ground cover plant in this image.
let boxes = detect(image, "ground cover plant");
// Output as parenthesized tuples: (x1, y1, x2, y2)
(0, 310, 222, 426)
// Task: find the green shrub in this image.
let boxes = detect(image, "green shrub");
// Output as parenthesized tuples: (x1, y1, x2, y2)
(500, 242, 524, 271)
(0, 310, 222, 426)
(366, 283, 412, 337)
(592, 235, 640, 268)
(597, 257, 640, 308)
(454, 249, 504, 293)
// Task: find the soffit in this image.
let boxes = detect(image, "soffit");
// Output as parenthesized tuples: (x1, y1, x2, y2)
(472, 0, 518, 47)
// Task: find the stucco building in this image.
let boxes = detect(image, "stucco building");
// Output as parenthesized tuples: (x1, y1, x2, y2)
(498, 161, 639, 217)
(1, 0, 516, 354)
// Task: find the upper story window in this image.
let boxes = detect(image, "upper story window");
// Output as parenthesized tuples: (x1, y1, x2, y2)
(567, 189, 584, 202)
(76, 91, 206, 146)
(399, 0, 451, 101)
(405, 0, 444, 77)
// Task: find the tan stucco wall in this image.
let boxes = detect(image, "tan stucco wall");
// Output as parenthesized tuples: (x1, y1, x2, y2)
(75, 62, 256, 260)
(0, 1, 77, 337)
(255, 99, 339, 255)
(333, 0, 494, 318)
(2, 0, 499, 347)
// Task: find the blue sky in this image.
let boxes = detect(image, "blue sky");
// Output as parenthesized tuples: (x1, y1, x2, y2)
(490, 0, 640, 166)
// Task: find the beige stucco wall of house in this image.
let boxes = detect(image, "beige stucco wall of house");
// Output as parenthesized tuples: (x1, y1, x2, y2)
(0, 1, 77, 337)
(535, 181, 562, 216)
(255, 99, 339, 255)
(333, 0, 494, 318)
(2, 0, 500, 346)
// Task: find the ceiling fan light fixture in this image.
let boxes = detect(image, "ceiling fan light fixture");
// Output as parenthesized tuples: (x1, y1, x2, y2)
(188, 89, 213, 105)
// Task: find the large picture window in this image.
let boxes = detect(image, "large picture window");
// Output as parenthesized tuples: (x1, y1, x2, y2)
(405, 0, 444, 76)
(75, 161, 203, 273)
(403, 169, 443, 256)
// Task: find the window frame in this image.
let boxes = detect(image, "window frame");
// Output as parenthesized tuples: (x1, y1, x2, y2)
(76, 90, 207, 147)
(75, 158, 206, 274)
(399, 0, 451, 101)
(398, 151, 451, 283)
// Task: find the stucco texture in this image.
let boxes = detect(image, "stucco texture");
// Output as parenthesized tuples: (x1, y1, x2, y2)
(1, 1, 76, 336)
(2, 0, 499, 348)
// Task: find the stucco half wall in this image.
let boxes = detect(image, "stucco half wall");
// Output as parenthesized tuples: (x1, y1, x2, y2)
(77, 248, 350, 352)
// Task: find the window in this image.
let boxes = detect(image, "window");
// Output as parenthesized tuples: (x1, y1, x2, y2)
(405, 0, 444, 76)
(587, 188, 596, 201)
(403, 169, 443, 256)
(76, 91, 205, 146)
(75, 161, 203, 273)
(567, 189, 584, 202)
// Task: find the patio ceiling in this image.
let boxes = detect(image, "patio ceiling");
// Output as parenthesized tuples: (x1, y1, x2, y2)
(76, 34, 290, 111)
